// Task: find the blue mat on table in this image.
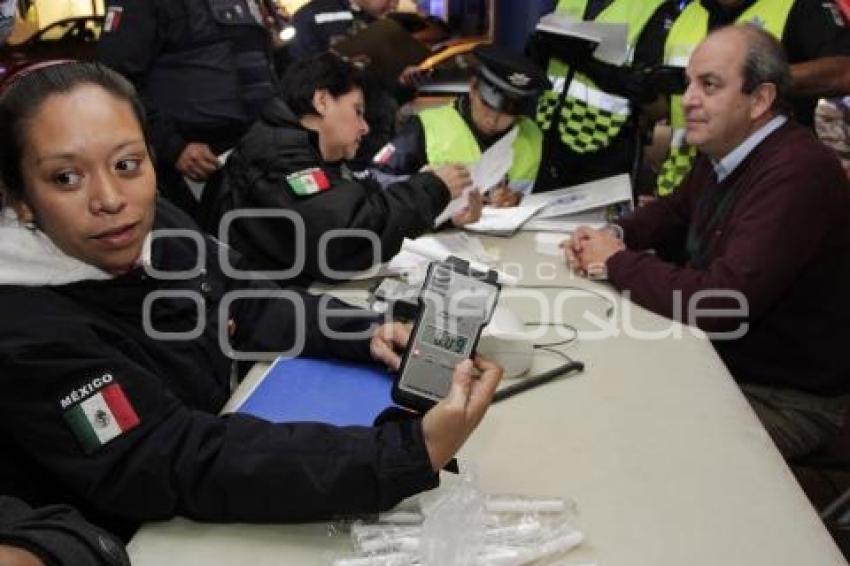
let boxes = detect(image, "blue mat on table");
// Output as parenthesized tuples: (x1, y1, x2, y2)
(234, 357, 396, 426)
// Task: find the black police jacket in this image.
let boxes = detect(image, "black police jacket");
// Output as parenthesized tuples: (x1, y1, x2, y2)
(0, 496, 129, 566)
(0, 201, 438, 537)
(98, 0, 277, 165)
(203, 98, 450, 286)
(290, 0, 375, 61)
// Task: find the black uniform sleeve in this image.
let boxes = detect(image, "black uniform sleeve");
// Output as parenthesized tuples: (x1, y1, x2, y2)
(0, 305, 438, 524)
(632, 1, 678, 69)
(290, 4, 327, 61)
(784, 0, 850, 61)
(289, 170, 449, 280)
(97, 0, 187, 165)
(372, 116, 429, 175)
(0, 496, 129, 566)
(228, 273, 381, 363)
(160, 197, 380, 363)
(223, 129, 450, 282)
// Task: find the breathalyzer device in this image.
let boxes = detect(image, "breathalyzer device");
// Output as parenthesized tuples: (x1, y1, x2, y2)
(392, 256, 500, 412)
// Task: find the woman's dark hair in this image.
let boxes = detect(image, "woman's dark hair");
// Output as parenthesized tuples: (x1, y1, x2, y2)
(0, 61, 149, 203)
(280, 52, 366, 118)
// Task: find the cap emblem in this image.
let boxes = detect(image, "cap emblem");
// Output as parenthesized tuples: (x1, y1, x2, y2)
(508, 72, 530, 87)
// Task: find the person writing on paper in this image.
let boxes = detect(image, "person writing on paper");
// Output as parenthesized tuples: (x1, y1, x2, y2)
(564, 25, 850, 459)
(204, 52, 480, 287)
(0, 61, 502, 539)
(373, 44, 549, 208)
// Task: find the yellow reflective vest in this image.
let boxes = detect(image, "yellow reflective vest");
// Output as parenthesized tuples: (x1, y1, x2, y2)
(536, 0, 665, 153)
(420, 104, 543, 194)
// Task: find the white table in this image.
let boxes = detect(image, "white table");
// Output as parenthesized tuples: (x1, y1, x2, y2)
(128, 232, 846, 566)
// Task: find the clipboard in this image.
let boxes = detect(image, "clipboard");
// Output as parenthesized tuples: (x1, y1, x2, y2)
(332, 18, 432, 79)
(234, 357, 396, 426)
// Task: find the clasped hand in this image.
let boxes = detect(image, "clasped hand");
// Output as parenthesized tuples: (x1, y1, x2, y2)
(562, 225, 625, 279)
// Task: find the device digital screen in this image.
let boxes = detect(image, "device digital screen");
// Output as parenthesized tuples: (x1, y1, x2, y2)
(422, 324, 468, 354)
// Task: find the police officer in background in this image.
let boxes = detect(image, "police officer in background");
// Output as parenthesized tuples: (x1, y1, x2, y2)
(530, 0, 680, 192)
(289, 0, 398, 61)
(98, 0, 279, 216)
(373, 44, 549, 205)
(289, 0, 413, 171)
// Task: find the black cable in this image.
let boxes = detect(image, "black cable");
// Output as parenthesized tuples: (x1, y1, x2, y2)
(523, 321, 578, 348)
(514, 284, 616, 319)
(534, 345, 577, 365)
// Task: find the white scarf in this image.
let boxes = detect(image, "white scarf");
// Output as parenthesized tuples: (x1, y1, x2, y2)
(0, 207, 151, 286)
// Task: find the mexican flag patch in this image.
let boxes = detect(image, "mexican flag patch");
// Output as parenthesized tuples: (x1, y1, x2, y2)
(373, 143, 396, 165)
(286, 167, 331, 196)
(63, 382, 139, 453)
(104, 6, 124, 33)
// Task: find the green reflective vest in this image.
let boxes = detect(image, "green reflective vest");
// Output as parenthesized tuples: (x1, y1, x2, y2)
(655, 0, 794, 195)
(535, 0, 665, 153)
(419, 104, 543, 194)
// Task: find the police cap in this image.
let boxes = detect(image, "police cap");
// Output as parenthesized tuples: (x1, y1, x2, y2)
(472, 44, 549, 115)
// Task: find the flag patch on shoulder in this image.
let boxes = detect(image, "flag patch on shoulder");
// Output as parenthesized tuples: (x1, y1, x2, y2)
(286, 167, 331, 196)
(62, 374, 139, 454)
(373, 143, 396, 165)
(104, 6, 124, 33)
(824, 1, 848, 27)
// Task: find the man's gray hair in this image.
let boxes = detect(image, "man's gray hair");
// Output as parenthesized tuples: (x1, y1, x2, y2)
(735, 23, 792, 114)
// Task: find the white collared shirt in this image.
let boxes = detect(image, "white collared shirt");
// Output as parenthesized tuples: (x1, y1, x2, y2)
(712, 115, 788, 182)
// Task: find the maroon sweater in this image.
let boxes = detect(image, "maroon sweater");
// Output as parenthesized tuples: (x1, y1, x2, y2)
(609, 122, 850, 395)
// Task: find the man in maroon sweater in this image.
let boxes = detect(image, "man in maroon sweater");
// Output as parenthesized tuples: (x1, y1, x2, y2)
(566, 24, 850, 459)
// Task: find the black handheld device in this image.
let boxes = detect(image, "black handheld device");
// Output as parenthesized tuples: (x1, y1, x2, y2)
(392, 257, 500, 412)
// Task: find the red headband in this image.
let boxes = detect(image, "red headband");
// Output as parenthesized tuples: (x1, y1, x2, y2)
(0, 59, 76, 95)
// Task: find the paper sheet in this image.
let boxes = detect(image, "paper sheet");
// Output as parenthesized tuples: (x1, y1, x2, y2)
(461, 174, 630, 236)
(470, 125, 518, 191)
(534, 232, 571, 256)
(462, 203, 548, 235)
(536, 13, 629, 66)
(433, 126, 518, 227)
(528, 174, 632, 219)
(434, 187, 474, 227)
(523, 205, 609, 232)
(384, 233, 497, 279)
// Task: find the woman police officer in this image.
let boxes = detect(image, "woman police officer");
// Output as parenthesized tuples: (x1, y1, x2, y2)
(203, 52, 481, 287)
(0, 61, 501, 537)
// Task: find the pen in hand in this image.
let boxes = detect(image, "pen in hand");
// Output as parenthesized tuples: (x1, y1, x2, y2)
(492, 360, 584, 403)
